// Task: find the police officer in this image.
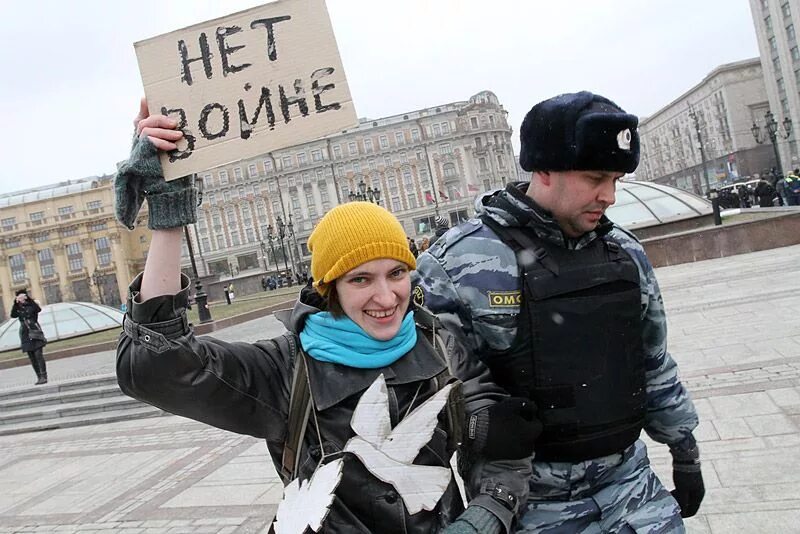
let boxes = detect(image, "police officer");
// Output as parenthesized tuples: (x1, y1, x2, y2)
(414, 91, 704, 532)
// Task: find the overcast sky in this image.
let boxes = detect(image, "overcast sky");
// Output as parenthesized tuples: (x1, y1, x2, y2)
(0, 0, 759, 195)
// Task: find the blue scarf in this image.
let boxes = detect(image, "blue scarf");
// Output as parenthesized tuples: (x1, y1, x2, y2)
(299, 311, 417, 369)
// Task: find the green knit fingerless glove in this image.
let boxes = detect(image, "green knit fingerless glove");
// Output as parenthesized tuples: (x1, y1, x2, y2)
(114, 135, 197, 230)
(441, 506, 502, 534)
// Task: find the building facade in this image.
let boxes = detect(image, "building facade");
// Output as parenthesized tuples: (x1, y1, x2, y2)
(636, 58, 774, 194)
(749, 0, 800, 174)
(185, 90, 518, 279)
(0, 177, 150, 319)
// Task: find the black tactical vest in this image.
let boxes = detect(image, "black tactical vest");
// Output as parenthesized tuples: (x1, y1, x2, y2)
(481, 216, 647, 462)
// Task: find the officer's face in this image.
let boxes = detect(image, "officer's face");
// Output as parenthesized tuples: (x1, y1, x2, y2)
(544, 170, 622, 237)
(334, 259, 411, 341)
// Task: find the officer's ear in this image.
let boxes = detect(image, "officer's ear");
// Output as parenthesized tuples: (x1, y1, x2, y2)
(535, 171, 553, 187)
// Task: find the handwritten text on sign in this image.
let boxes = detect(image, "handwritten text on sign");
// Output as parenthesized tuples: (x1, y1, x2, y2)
(134, 0, 357, 180)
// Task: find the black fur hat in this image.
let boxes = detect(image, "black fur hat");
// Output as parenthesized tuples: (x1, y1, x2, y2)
(519, 91, 639, 173)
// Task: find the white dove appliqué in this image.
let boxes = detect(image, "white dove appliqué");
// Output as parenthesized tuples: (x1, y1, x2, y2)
(271, 374, 456, 533)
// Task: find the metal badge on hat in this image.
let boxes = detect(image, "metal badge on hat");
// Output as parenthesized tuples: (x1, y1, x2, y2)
(617, 129, 632, 150)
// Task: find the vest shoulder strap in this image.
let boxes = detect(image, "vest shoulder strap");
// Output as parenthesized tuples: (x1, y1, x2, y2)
(480, 214, 560, 275)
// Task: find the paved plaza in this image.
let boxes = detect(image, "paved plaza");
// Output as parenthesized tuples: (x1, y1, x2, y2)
(1, 245, 800, 533)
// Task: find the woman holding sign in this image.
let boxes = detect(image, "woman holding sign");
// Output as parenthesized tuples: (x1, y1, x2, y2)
(115, 101, 537, 533)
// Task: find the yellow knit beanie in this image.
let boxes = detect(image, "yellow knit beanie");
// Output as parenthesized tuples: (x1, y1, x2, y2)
(308, 202, 417, 296)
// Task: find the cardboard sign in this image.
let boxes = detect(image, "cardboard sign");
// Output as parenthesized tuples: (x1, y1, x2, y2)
(134, 0, 357, 180)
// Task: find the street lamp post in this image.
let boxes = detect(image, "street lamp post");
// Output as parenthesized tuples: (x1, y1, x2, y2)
(347, 178, 382, 204)
(752, 110, 792, 184)
(183, 226, 212, 323)
(259, 240, 269, 272)
(91, 268, 104, 305)
(287, 214, 305, 281)
(276, 215, 292, 286)
(266, 225, 278, 273)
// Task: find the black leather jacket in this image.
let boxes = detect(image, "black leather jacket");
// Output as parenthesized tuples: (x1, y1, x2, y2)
(11, 299, 44, 353)
(117, 274, 530, 533)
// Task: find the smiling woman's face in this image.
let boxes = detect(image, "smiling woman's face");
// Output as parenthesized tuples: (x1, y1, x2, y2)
(333, 258, 411, 341)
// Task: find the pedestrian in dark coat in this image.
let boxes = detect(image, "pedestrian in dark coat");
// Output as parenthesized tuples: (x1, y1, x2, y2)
(10, 289, 47, 385)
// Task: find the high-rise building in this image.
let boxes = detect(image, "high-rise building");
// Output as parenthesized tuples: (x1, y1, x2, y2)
(748, 0, 800, 174)
(185, 90, 518, 278)
(636, 58, 773, 193)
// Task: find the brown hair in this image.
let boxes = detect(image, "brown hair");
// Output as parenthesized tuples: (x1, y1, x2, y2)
(325, 284, 345, 319)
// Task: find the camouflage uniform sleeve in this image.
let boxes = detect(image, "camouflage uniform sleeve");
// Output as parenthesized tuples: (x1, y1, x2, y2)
(610, 228, 699, 445)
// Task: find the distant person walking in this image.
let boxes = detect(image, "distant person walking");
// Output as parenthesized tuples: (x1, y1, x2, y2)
(223, 285, 231, 305)
(785, 169, 800, 206)
(10, 289, 47, 385)
(429, 215, 450, 247)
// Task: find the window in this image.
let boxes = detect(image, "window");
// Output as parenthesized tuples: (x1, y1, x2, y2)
(33, 233, 49, 243)
(86, 200, 102, 211)
(264, 159, 274, 173)
(441, 122, 450, 134)
(337, 164, 345, 176)
(219, 170, 229, 184)
(489, 115, 496, 127)
(383, 155, 392, 168)
(353, 161, 361, 173)
(256, 201, 267, 218)
(233, 167, 243, 181)
(6, 238, 20, 248)
(380, 135, 389, 149)
(88, 222, 107, 232)
(479, 157, 488, 171)
(311, 149, 323, 161)
(348, 142, 357, 155)
(223, 190, 231, 202)
(414, 215, 437, 234)
(395, 131, 405, 145)
(61, 227, 77, 237)
(38, 248, 55, 278)
(248, 164, 258, 178)
(475, 137, 483, 150)
(364, 138, 374, 153)
(470, 117, 479, 129)
(391, 197, 402, 212)
(368, 158, 377, 170)
(1, 217, 15, 230)
(388, 175, 398, 193)
(766, 15, 773, 33)
(443, 163, 457, 178)
(402, 169, 414, 186)
(10, 254, 26, 283)
(202, 173, 213, 187)
(241, 205, 252, 225)
(789, 24, 797, 42)
(333, 144, 342, 158)
(231, 231, 241, 246)
(770, 36, 778, 52)
(291, 195, 300, 210)
(407, 194, 418, 209)
(783, 2, 791, 18)
(282, 155, 293, 169)
(58, 205, 74, 219)
(439, 143, 452, 154)
(297, 152, 307, 166)
(29, 211, 44, 223)
(793, 47, 800, 62)
(95, 237, 112, 266)
(433, 124, 441, 136)
(202, 237, 211, 252)
(411, 129, 420, 141)
(246, 228, 255, 243)
(216, 235, 225, 248)
(416, 151, 424, 161)
(66, 243, 83, 272)
(212, 213, 222, 229)
(208, 192, 216, 206)
(497, 154, 506, 168)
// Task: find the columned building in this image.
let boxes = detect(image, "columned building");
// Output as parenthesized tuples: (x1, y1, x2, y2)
(749, 0, 800, 173)
(185, 90, 518, 279)
(0, 177, 150, 319)
(636, 58, 773, 194)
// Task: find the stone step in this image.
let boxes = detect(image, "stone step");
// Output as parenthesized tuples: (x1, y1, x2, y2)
(0, 395, 147, 426)
(0, 373, 119, 402)
(0, 384, 123, 411)
(0, 405, 166, 436)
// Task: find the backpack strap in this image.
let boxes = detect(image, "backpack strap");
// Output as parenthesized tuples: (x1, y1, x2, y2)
(278, 332, 313, 484)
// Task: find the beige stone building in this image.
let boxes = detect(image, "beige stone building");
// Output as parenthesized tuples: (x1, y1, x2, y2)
(0, 177, 149, 319)
(185, 90, 518, 279)
(749, 0, 800, 173)
(636, 58, 773, 194)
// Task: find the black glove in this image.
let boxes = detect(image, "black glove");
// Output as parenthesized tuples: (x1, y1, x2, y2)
(114, 135, 197, 230)
(440, 506, 501, 534)
(467, 397, 542, 460)
(670, 437, 705, 518)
